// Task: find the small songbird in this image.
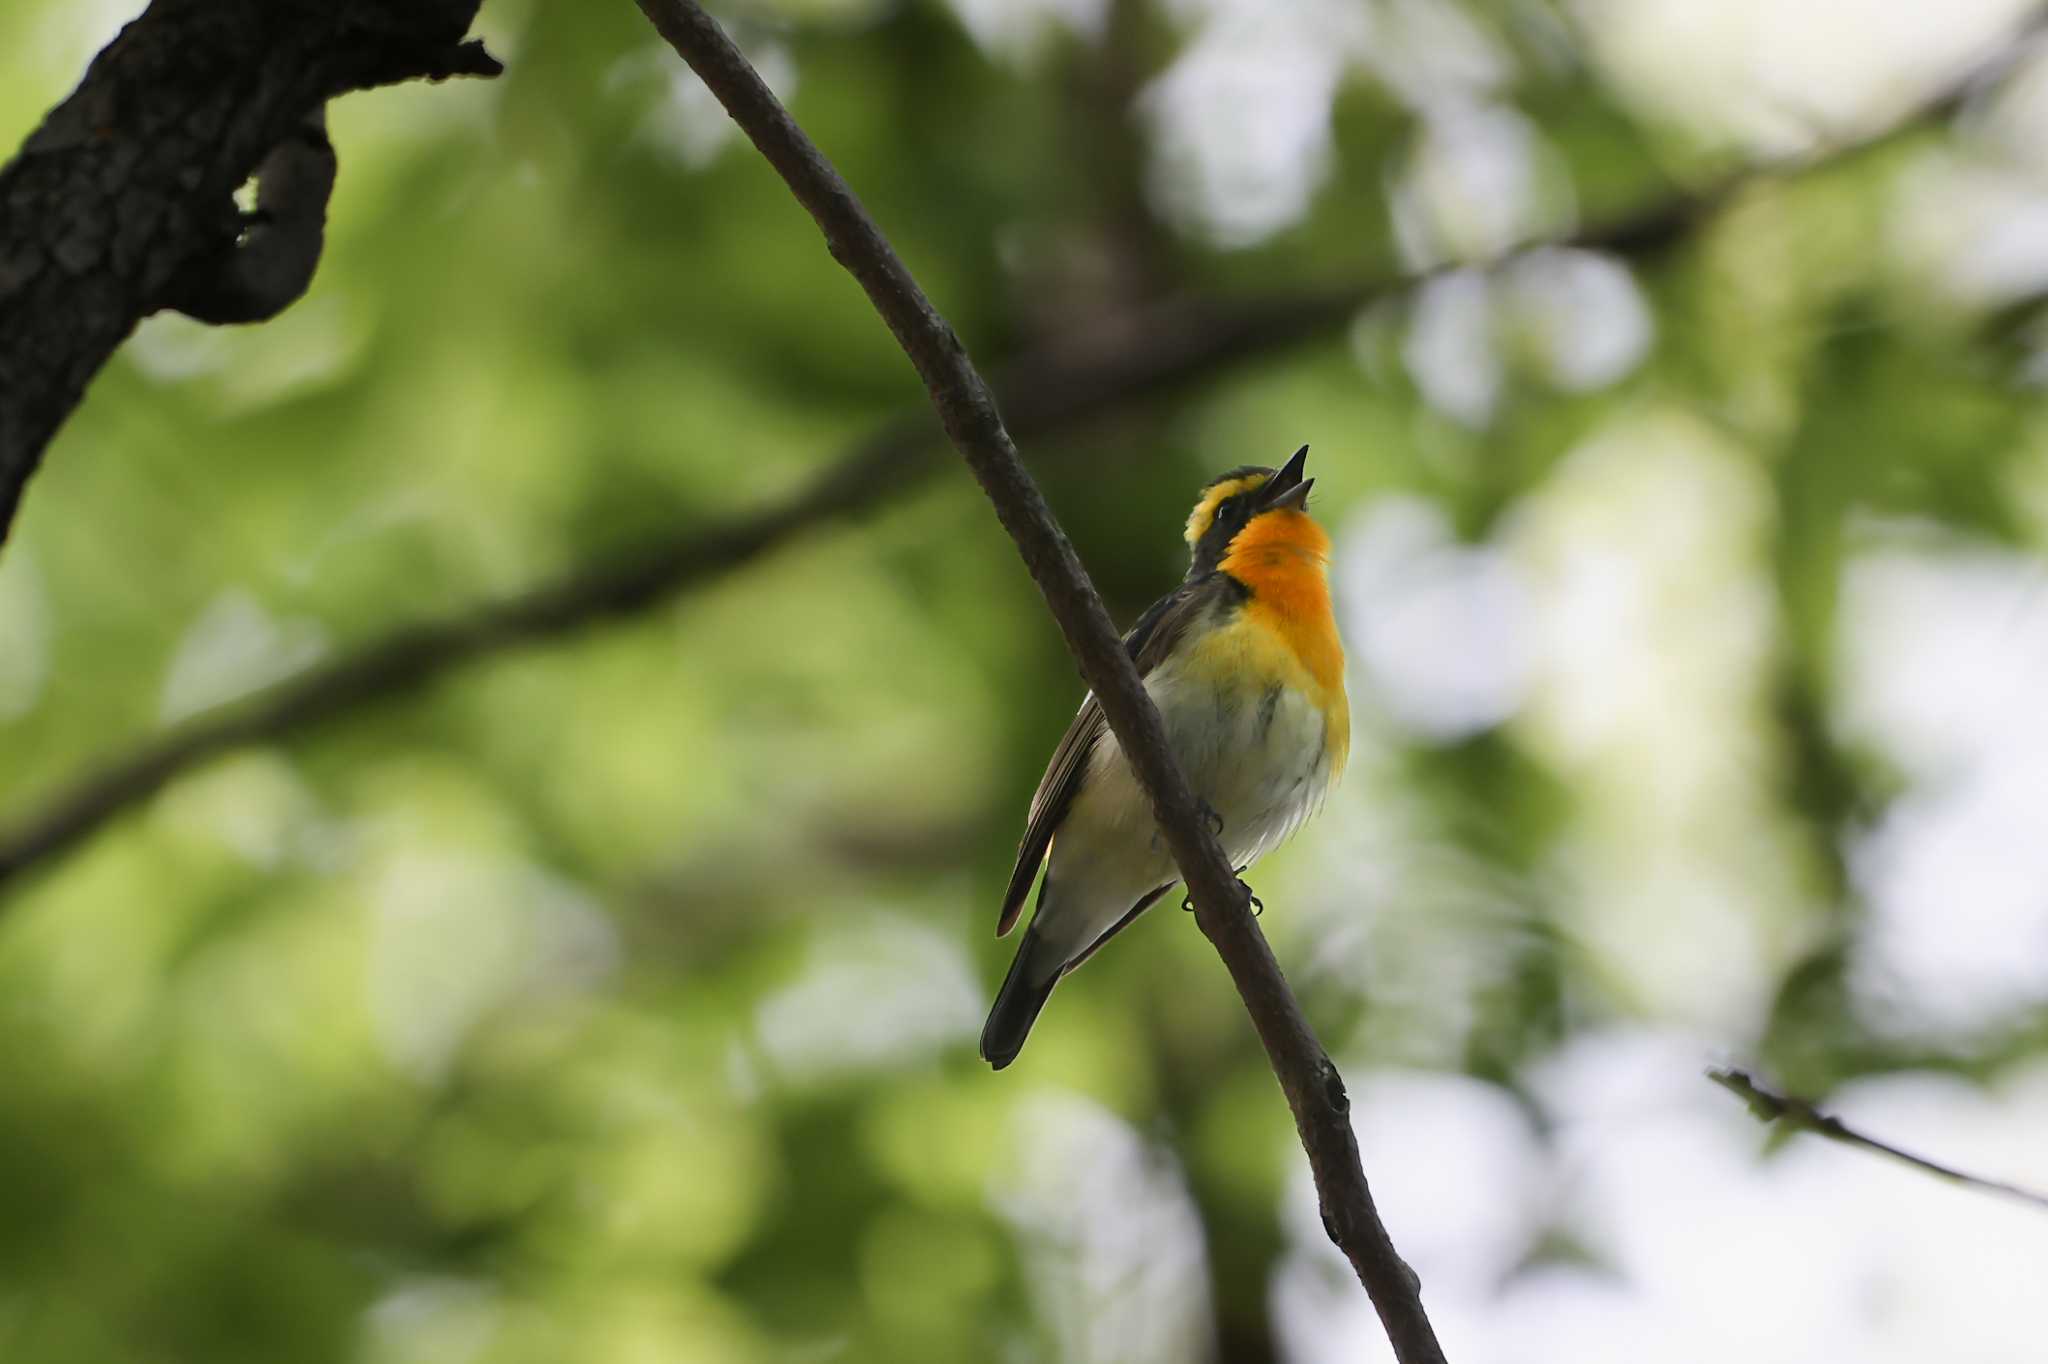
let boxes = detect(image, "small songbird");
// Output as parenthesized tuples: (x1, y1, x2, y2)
(981, 445, 1349, 1069)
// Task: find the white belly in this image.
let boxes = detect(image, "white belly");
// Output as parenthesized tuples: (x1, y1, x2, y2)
(1154, 661, 1332, 866)
(1034, 660, 1335, 959)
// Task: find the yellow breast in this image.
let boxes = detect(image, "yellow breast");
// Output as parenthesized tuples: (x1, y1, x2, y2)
(1218, 514, 1344, 688)
(1197, 509, 1350, 769)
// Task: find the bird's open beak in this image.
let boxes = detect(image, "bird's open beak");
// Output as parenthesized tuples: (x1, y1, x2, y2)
(1259, 444, 1313, 512)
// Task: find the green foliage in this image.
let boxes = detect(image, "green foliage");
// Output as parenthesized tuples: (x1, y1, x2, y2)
(6, 1, 2048, 1359)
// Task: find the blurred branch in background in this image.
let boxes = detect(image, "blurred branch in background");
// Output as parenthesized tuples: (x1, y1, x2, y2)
(1042, 0, 1176, 322)
(0, 0, 499, 545)
(0, 290, 1351, 894)
(1710, 1068, 2048, 1212)
(630, 0, 1448, 1357)
(1149, 1010, 1286, 1364)
(0, 9, 2034, 897)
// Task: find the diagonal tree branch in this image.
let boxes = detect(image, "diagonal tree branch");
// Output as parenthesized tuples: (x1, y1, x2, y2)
(1710, 1068, 2048, 1212)
(0, 0, 499, 547)
(0, 2, 2029, 896)
(630, 1, 1445, 1357)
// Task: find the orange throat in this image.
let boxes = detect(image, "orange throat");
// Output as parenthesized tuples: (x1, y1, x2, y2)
(1218, 510, 1345, 699)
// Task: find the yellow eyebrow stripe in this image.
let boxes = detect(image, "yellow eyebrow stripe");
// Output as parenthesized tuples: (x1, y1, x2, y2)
(1183, 474, 1271, 547)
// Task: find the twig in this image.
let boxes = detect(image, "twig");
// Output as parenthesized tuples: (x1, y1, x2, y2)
(1710, 1068, 2048, 1212)
(1, 1, 2030, 891)
(631, 1, 1446, 1358)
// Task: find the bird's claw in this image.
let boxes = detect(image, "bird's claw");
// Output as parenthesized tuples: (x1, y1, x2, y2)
(1183, 880, 1263, 916)
(1183, 801, 1226, 914)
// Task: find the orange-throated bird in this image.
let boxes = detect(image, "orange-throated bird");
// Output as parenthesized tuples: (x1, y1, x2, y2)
(981, 446, 1349, 1068)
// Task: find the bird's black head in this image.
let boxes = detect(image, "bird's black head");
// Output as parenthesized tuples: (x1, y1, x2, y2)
(1182, 445, 1314, 576)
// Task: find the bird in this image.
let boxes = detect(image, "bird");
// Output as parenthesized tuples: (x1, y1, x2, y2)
(980, 445, 1349, 1069)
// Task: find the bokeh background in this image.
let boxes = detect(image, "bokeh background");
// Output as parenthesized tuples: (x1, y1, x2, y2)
(6, 0, 2048, 1360)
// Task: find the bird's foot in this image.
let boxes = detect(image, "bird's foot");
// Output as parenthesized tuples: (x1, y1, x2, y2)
(1182, 879, 1263, 917)
(1181, 802, 1227, 914)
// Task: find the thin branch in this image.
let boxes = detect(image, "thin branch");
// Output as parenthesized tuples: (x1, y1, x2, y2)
(632, 1, 1445, 1357)
(1710, 1068, 2048, 1212)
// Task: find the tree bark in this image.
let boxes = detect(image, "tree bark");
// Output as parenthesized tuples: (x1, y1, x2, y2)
(0, 0, 496, 546)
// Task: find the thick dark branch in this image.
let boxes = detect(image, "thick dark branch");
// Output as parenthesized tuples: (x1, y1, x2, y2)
(161, 111, 337, 325)
(1710, 1068, 2048, 1212)
(631, 1, 1445, 1358)
(0, 0, 498, 545)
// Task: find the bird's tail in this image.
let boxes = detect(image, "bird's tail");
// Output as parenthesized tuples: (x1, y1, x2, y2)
(980, 926, 1062, 1070)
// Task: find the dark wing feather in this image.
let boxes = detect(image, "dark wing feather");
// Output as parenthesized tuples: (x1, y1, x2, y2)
(994, 575, 1230, 935)
(994, 701, 1103, 935)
